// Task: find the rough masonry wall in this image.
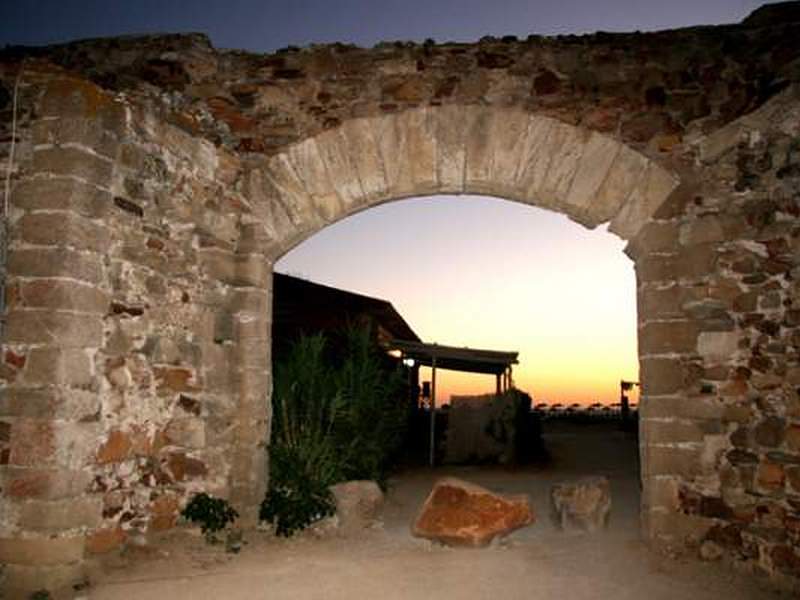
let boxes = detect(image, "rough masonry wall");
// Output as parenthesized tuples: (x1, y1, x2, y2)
(0, 2, 799, 595)
(0, 64, 271, 592)
(631, 86, 800, 586)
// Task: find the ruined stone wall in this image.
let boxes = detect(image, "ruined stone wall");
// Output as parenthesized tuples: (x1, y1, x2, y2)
(0, 3, 799, 595)
(632, 86, 800, 587)
(0, 64, 271, 593)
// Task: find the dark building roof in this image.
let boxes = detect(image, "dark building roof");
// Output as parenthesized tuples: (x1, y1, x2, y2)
(272, 273, 420, 351)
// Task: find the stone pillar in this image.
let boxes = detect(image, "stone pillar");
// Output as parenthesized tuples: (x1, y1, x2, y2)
(0, 71, 124, 595)
(227, 223, 273, 526)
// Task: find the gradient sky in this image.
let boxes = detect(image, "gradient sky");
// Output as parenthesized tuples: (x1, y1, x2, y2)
(1, 1, 766, 403)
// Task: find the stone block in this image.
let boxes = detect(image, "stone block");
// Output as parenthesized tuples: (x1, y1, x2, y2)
(264, 153, 325, 231)
(32, 146, 113, 186)
(679, 216, 725, 246)
(8, 247, 104, 283)
(641, 418, 705, 445)
(329, 480, 384, 532)
(516, 116, 558, 202)
(5, 309, 103, 347)
(639, 320, 699, 355)
(536, 120, 586, 209)
(486, 108, 534, 199)
(85, 525, 127, 554)
(641, 476, 680, 512)
(638, 284, 684, 320)
(17, 211, 111, 253)
(2, 466, 92, 500)
(341, 117, 389, 203)
(626, 221, 680, 258)
(639, 396, 724, 421)
(641, 444, 702, 478)
(697, 331, 739, 362)
(396, 107, 437, 196)
(11, 176, 113, 218)
(230, 288, 269, 315)
(609, 163, 680, 240)
(0, 534, 85, 565)
(21, 347, 94, 387)
(32, 116, 119, 158)
(18, 496, 103, 532)
(8, 419, 55, 467)
(640, 357, 686, 395)
(164, 418, 206, 449)
(290, 134, 347, 218)
(565, 131, 623, 224)
(17, 279, 108, 313)
(551, 476, 611, 532)
(434, 104, 467, 193)
(411, 477, 534, 547)
(589, 144, 650, 224)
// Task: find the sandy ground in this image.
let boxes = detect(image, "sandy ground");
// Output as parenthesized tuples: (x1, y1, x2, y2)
(89, 422, 790, 599)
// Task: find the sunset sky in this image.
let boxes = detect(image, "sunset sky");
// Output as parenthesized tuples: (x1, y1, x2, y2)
(1, 0, 766, 403)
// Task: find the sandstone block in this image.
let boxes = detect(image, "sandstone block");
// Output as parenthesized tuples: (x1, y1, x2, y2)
(434, 104, 467, 192)
(341, 117, 389, 203)
(330, 480, 384, 532)
(411, 477, 534, 547)
(17, 278, 109, 313)
(19, 496, 103, 532)
(565, 131, 622, 224)
(17, 211, 111, 253)
(0, 534, 85, 565)
(32, 116, 119, 158)
(640, 357, 685, 395)
(609, 163, 680, 240)
(11, 176, 112, 218)
(551, 476, 611, 532)
(290, 134, 348, 217)
(697, 331, 739, 362)
(641, 419, 705, 445)
(2, 467, 92, 500)
(5, 309, 103, 347)
(32, 146, 113, 186)
(639, 320, 698, 355)
(641, 444, 702, 478)
(8, 247, 104, 283)
(85, 526, 126, 554)
(21, 347, 94, 387)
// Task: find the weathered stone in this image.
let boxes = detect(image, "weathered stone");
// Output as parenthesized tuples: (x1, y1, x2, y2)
(551, 476, 611, 532)
(8, 247, 104, 283)
(329, 480, 384, 532)
(32, 146, 114, 185)
(19, 497, 103, 532)
(86, 526, 127, 554)
(0, 534, 84, 565)
(22, 347, 94, 387)
(411, 477, 534, 547)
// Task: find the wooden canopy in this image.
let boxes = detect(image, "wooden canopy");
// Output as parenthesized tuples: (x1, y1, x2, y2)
(386, 340, 518, 375)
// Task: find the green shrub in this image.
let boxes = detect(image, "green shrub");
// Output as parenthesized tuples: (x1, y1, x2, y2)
(261, 325, 409, 536)
(261, 334, 342, 536)
(181, 493, 239, 542)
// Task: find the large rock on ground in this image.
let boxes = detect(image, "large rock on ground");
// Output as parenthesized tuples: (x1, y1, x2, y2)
(550, 476, 611, 532)
(411, 477, 535, 547)
(330, 480, 384, 532)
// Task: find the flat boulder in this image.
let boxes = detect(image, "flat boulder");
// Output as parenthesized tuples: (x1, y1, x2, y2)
(550, 476, 611, 532)
(411, 477, 535, 547)
(330, 480, 384, 532)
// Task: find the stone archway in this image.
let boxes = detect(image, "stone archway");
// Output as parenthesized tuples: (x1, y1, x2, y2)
(1, 5, 800, 594)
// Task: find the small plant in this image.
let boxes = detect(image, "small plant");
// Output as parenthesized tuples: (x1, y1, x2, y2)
(181, 493, 239, 542)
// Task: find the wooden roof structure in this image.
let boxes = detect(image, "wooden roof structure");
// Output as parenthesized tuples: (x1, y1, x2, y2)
(385, 340, 518, 375)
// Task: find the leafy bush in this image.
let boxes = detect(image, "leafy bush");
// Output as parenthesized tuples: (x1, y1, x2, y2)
(181, 493, 239, 542)
(261, 325, 408, 536)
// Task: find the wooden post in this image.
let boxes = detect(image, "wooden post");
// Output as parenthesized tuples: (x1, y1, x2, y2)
(508, 365, 513, 390)
(429, 354, 437, 467)
(496, 372, 501, 395)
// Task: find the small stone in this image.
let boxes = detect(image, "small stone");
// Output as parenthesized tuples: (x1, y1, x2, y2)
(329, 480, 384, 533)
(551, 476, 611, 532)
(699, 539, 724, 561)
(411, 477, 534, 547)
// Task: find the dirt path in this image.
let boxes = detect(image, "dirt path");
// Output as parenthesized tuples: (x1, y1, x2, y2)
(89, 423, 788, 599)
